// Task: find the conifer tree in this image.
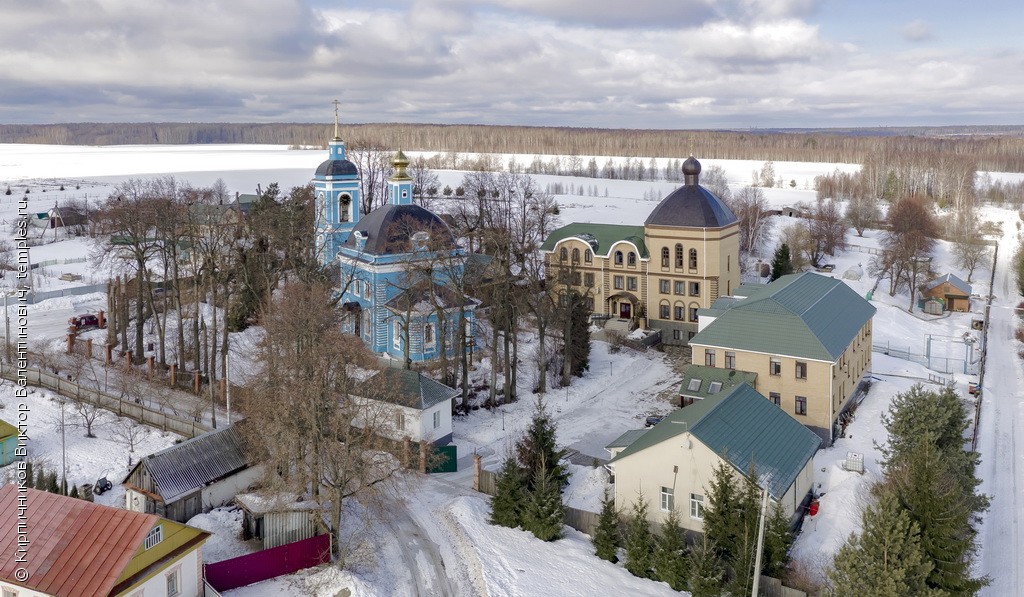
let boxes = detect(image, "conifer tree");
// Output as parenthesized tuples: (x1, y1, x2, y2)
(891, 434, 988, 594)
(516, 399, 568, 491)
(35, 465, 45, 491)
(521, 461, 564, 542)
(592, 490, 620, 562)
(687, 536, 723, 597)
(47, 471, 59, 494)
(653, 508, 688, 590)
(490, 456, 526, 528)
(770, 243, 794, 280)
(69, 484, 80, 499)
(623, 496, 655, 579)
(24, 461, 33, 489)
(701, 461, 741, 564)
(829, 492, 933, 597)
(761, 503, 793, 578)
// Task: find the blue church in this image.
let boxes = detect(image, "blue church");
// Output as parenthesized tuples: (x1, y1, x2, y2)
(313, 132, 479, 363)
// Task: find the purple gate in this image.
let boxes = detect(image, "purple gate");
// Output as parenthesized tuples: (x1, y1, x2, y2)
(204, 533, 331, 591)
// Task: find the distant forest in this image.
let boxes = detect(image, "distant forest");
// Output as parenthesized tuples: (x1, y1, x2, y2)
(4, 122, 1024, 172)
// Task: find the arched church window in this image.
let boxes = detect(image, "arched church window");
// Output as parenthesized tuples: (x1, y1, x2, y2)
(675, 244, 684, 268)
(689, 248, 698, 269)
(572, 248, 580, 263)
(661, 247, 669, 268)
(560, 247, 568, 262)
(614, 251, 623, 266)
(339, 194, 352, 223)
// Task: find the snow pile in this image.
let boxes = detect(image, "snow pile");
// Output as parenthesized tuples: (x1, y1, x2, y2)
(563, 463, 610, 512)
(187, 507, 259, 563)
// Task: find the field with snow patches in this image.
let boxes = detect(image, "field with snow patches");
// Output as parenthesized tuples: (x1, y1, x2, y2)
(0, 144, 1019, 595)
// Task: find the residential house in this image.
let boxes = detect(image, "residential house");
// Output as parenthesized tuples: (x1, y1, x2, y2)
(354, 368, 459, 446)
(0, 419, 19, 467)
(922, 273, 972, 312)
(123, 424, 262, 523)
(541, 157, 740, 343)
(236, 492, 323, 550)
(678, 365, 756, 407)
(690, 272, 876, 444)
(606, 384, 821, 534)
(0, 484, 209, 597)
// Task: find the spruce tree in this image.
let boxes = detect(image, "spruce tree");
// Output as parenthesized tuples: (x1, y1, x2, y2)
(521, 462, 564, 542)
(701, 461, 741, 564)
(516, 399, 568, 491)
(69, 484, 80, 499)
(592, 490, 620, 563)
(829, 492, 933, 597)
(567, 293, 591, 377)
(47, 471, 59, 494)
(770, 243, 794, 280)
(490, 456, 526, 528)
(35, 465, 45, 490)
(24, 461, 33, 489)
(653, 508, 688, 590)
(892, 435, 988, 594)
(687, 536, 724, 597)
(760, 503, 793, 578)
(623, 497, 656, 579)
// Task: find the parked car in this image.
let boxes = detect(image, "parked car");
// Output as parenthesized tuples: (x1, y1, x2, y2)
(68, 314, 100, 330)
(645, 415, 664, 428)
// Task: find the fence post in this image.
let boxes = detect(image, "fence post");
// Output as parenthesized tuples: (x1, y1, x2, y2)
(124, 351, 132, 371)
(193, 371, 201, 395)
(85, 338, 93, 359)
(170, 363, 177, 386)
(66, 333, 75, 354)
(472, 454, 481, 492)
(147, 356, 154, 380)
(97, 310, 106, 329)
(105, 344, 113, 365)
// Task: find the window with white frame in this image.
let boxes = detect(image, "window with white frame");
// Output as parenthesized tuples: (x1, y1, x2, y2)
(396, 411, 406, 430)
(690, 493, 705, 519)
(4, 587, 20, 597)
(687, 378, 702, 392)
(769, 357, 781, 376)
(660, 487, 674, 511)
(433, 410, 441, 429)
(392, 320, 402, 350)
(627, 277, 637, 291)
(796, 361, 807, 379)
(659, 279, 670, 294)
(613, 276, 624, 290)
(144, 525, 163, 550)
(166, 566, 180, 597)
(708, 381, 723, 394)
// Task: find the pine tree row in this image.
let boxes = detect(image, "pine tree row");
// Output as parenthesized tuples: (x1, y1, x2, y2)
(21, 461, 82, 499)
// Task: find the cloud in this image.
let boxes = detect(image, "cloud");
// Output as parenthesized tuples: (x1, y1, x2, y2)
(901, 19, 933, 42)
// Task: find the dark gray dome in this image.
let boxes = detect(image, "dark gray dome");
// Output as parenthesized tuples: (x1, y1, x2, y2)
(343, 204, 456, 255)
(645, 158, 737, 228)
(315, 158, 359, 178)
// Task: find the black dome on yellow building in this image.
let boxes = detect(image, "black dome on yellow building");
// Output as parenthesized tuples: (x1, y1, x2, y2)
(644, 157, 737, 228)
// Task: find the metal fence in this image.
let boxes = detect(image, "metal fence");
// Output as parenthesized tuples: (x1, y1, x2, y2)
(27, 283, 107, 304)
(0, 362, 210, 438)
(204, 534, 330, 592)
(872, 338, 979, 375)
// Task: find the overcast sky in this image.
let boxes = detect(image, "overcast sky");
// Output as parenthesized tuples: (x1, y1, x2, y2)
(3, 0, 1023, 128)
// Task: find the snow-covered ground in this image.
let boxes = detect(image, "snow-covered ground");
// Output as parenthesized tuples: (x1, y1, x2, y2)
(0, 143, 1019, 595)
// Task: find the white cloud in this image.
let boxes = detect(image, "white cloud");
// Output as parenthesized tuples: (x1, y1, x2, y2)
(901, 19, 933, 42)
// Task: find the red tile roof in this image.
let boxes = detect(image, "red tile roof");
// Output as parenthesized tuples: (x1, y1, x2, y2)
(0, 484, 159, 597)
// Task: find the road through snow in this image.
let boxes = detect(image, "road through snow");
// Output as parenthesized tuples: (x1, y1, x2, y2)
(976, 224, 1024, 596)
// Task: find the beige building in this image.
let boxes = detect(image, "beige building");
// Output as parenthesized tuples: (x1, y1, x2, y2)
(606, 384, 821, 533)
(689, 272, 876, 444)
(541, 157, 739, 344)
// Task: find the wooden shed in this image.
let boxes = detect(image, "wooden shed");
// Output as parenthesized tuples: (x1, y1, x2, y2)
(235, 492, 323, 550)
(922, 273, 972, 312)
(0, 419, 20, 467)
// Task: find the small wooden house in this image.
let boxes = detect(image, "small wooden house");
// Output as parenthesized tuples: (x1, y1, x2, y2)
(354, 368, 459, 446)
(0, 419, 20, 467)
(123, 424, 262, 523)
(236, 492, 323, 550)
(922, 273, 972, 312)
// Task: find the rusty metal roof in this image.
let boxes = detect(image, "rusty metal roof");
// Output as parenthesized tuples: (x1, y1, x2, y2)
(0, 485, 158, 597)
(129, 424, 254, 504)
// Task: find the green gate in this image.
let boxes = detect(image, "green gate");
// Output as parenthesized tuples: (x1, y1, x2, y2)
(428, 445, 458, 473)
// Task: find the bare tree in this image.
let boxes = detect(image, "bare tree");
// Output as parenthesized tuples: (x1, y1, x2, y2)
(409, 155, 440, 210)
(878, 196, 937, 305)
(951, 235, 990, 284)
(727, 186, 771, 256)
(347, 140, 393, 215)
(111, 418, 147, 466)
(702, 164, 732, 201)
(845, 194, 881, 237)
(804, 197, 848, 265)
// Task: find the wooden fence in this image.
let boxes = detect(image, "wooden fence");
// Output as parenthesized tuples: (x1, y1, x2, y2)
(0, 362, 211, 438)
(475, 465, 600, 536)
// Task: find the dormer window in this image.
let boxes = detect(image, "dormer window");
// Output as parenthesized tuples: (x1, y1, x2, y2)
(614, 251, 623, 266)
(144, 525, 163, 550)
(627, 252, 636, 267)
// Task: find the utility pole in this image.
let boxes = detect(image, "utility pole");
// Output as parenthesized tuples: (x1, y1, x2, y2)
(61, 400, 68, 495)
(751, 485, 770, 597)
(226, 349, 231, 425)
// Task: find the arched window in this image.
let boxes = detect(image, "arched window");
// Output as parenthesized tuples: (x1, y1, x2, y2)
(338, 193, 352, 223)
(661, 247, 669, 268)
(627, 252, 636, 267)
(673, 301, 685, 321)
(689, 302, 700, 322)
(689, 248, 698, 269)
(584, 249, 593, 263)
(659, 300, 670, 319)
(572, 248, 580, 263)
(674, 244, 684, 268)
(560, 247, 568, 262)
(614, 251, 624, 266)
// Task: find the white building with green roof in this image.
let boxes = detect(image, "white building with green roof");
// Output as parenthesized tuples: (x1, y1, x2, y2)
(606, 383, 821, 533)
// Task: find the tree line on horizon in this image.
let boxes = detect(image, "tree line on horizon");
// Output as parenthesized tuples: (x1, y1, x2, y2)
(5, 122, 1024, 172)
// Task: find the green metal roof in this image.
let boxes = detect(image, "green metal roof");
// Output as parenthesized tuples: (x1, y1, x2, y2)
(679, 366, 757, 400)
(0, 418, 17, 440)
(690, 272, 876, 361)
(610, 384, 821, 499)
(606, 429, 650, 450)
(541, 223, 648, 258)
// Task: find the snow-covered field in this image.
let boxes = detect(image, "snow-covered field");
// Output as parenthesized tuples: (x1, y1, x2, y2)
(0, 143, 1019, 595)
